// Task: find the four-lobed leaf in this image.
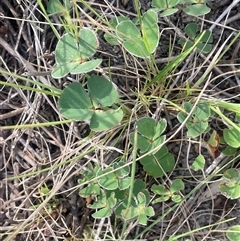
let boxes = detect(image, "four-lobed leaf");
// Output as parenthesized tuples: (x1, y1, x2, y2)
(130, 117, 167, 153)
(121, 192, 154, 225)
(58, 76, 123, 131)
(177, 102, 211, 137)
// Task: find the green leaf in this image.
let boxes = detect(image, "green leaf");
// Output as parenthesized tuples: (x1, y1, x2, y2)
(118, 177, 131, 190)
(141, 10, 159, 53)
(197, 42, 212, 54)
(185, 23, 197, 39)
(130, 134, 150, 153)
(97, 168, 118, 190)
(177, 102, 210, 137)
(121, 206, 138, 220)
(47, 0, 62, 14)
(184, 4, 211, 16)
(52, 62, 78, 79)
(92, 207, 112, 218)
(63, 0, 72, 9)
(222, 146, 237, 156)
(54, 33, 80, 65)
(123, 37, 149, 58)
(136, 117, 156, 138)
(160, 8, 179, 17)
(116, 15, 159, 58)
(168, 0, 181, 7)
(152, 196, 170, 203)
(104, 16, 130, 45)
(199, 29, 213, 43)
(70, 59, 102, 74)
(153, 119, 167, 139)
(220, 169, 240, 199)
(79, 183, 101, 198)
(152, 0, 180, 9)
(133, 179, 147, 196)
(113, 162, 131, 190)
(192, 154, 205, 171)
(140, 145, 175, 177)
(90, 109, 123, 132)
(179, 24, 213, 53)
(171, 194, 182, 203)
(59, 82, 93, 120)
(151, 184, 168, 195)
(121, 192, 154, 225)
(52, 29, 100, 78)
(78, 28, 99, 59)
(152, 0, 167, 9)
(117, 20, 141, 40)
(114, 162, 130, 177)
(130, 117, 167, 153)
(88, 76, 119, 108)
(170, 179, 185, 192)
(226, 225, 240, 241)
(223, 128, 240, 148)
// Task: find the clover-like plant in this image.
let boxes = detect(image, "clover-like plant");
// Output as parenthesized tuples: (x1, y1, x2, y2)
(209, 101, 240, 150)
(97, 162, 131, 191)
(121, 192, 155, 225)
(177, 102, 212, 137)
(151, 179, 185, 203)
(219, 168, 240, 199)
(88, 190, 117, 219)
(104, 9, 159, 58)
(130, 117, 175, 178)
(178, 23, 213, 53)
(58, 75, 123, 131)
(115, 179, 151, 218)
(78, 162, 131, 218)
(52, 29, 102, 78)
(78, 163, 153, 221)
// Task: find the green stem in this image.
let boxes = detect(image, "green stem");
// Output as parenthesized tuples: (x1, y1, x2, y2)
(120, 126, 138, 239)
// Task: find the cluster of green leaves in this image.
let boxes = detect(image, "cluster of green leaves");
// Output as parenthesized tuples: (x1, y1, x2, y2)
(177, 101, 240, 149)
(44, 0, 240, 238)
(78, 162, 154, 225)
(152, 179, 185, 203)
(152, 0, 211, 17)
(178, 101, 240, 186)
(104, 9, 159, 58)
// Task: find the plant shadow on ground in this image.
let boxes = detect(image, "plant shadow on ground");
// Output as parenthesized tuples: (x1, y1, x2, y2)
(0, 0, 240, 241)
